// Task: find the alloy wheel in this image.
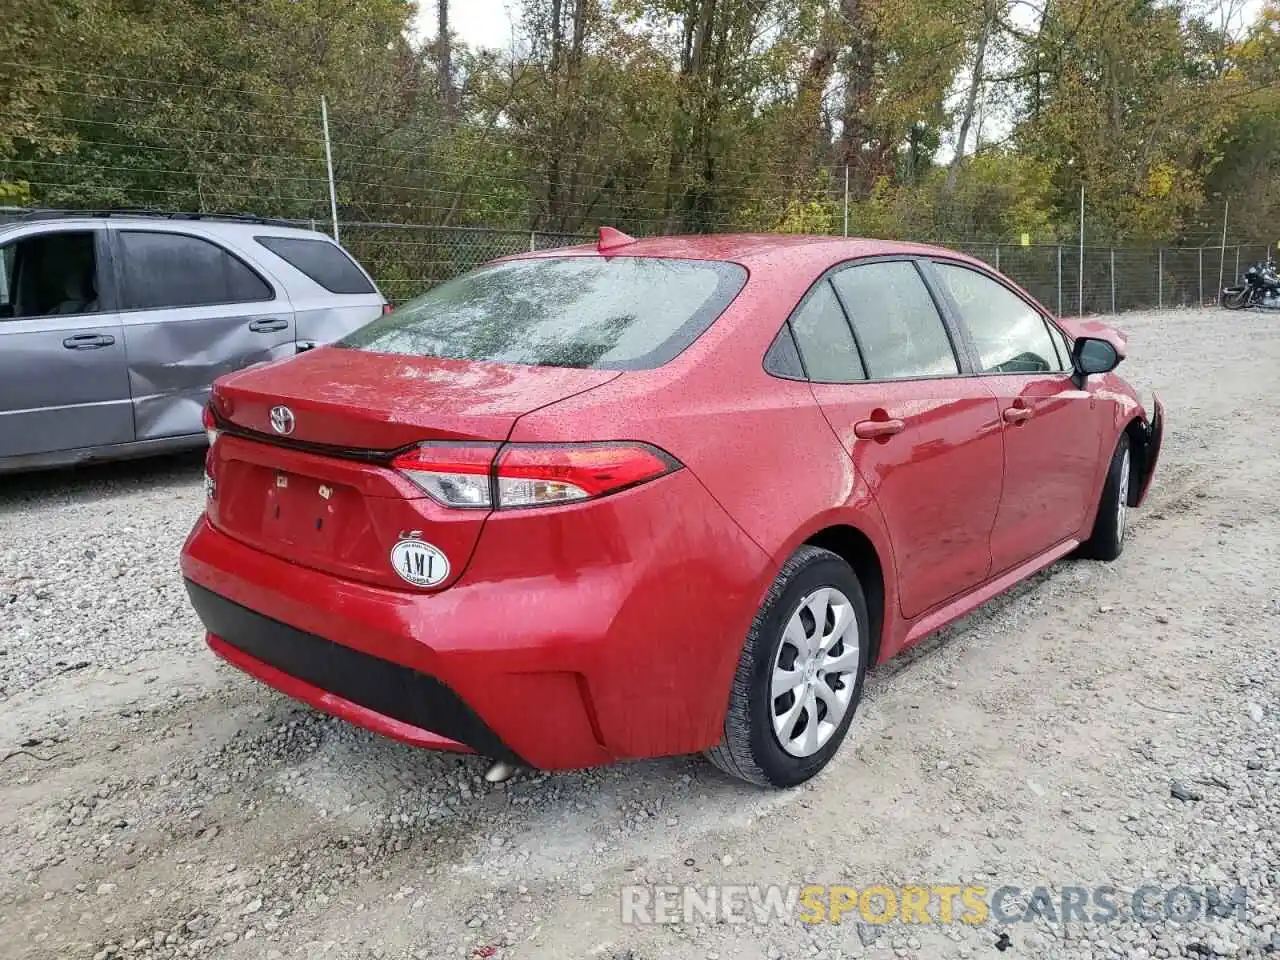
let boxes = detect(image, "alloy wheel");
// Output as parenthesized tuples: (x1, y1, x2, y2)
(769, 587, 861, 758)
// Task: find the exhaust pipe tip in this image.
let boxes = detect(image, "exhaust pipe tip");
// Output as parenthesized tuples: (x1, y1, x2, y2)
(484, 760, 518, 784)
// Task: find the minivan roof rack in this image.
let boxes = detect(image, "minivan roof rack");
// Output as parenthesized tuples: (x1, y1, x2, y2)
(0, 207, 306, 229)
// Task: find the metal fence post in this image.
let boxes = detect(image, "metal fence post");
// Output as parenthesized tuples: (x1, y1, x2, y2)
(1158, 248, 1163, 309)
(320, 95, 340, 244)
(1110, 249, 1116, 314)
(843, 165, 850, 238)
(1056, 245, 1063, 316)
(1198, 247, 1204, 305)
(1235, 246, 1240, 281)
(530, 231, 537, 253)
(994, 244, 1000, 271)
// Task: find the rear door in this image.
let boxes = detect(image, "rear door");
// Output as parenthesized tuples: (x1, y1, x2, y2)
(0, 225, 134, 459)
(925, 260, 1100, 573)
(792, 259, 1004, 620)
(112, 227, 296, 441)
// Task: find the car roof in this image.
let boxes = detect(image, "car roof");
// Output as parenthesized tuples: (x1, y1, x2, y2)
(0, 211, 329, 242)
(515, 232, 986, 272)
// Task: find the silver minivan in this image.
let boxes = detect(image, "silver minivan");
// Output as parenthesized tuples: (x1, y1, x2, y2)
(0, 212, 387, 472)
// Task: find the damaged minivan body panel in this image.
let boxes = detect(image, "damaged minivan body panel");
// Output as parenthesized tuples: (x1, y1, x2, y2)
(123, 303, 298, 442)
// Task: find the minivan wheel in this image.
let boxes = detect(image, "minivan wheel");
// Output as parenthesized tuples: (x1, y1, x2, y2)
(1078, 433, 1132, 562)
(706, 545, 871, 788)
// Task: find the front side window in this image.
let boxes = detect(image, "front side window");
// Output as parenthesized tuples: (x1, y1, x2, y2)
(831, 261, 959, 379)
(0, 242, 13, 311)
(1044, 319, 1072, 371)
(0, 231, 100, 319)
(342, 256, 747, 370)
(932, 262, 1062, 374)
(119, 231, 273, 310)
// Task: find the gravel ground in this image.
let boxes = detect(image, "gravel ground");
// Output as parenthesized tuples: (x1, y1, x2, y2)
(1, 306, 1278, 960)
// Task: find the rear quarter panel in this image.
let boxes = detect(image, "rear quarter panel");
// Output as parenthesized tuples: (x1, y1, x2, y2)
(293, 299, 386, 345)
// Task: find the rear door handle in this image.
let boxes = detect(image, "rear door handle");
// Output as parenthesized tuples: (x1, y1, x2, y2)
(854, 418, 905, 440)
(62, 334, 115, 350)
(248, 318, 289, 333)
(1002, 406, 1033, 424)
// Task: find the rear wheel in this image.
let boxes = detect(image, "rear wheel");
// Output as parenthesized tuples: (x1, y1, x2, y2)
(1078, 433, 1132, 561)
(1222, 288, 1251, 310)
(706, 546, 870, 787)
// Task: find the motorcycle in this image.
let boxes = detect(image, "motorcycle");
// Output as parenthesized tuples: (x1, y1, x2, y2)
(1221, 257, 1280, 310)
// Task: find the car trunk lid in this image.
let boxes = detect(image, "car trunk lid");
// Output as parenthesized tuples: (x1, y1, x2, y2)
(206, 347, 620, 590)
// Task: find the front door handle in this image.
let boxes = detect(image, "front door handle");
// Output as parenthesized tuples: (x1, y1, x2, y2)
(248, 318, 289, 333)
(854, 418, 905, 440)
(1002, 406, 1033, 424)
(62, 333, 115, 350)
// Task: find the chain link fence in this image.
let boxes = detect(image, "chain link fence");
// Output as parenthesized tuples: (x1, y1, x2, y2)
(334, 223, 592, 303)
(338, 222, 1271, 312)
(2, 206, 1271, 312)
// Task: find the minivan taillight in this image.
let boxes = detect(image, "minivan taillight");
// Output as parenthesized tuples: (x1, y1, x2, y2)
(390, 442, 680, 510)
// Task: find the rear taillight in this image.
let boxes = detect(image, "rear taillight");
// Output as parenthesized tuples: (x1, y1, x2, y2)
(390, 443, 499, 509)
(201, 406, 219, 500)
(494, 443, 678, 507)
(382, 303, 394, 316)
(202, 405, 219, 446)
(390, 442, 679, 510)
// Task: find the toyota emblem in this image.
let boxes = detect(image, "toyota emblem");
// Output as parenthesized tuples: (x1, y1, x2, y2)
(269, 405, 296, 435)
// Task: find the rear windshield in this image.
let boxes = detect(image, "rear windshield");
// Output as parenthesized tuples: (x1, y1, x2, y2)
(255, 235, 377, 295)
(340, 256, 748, 369)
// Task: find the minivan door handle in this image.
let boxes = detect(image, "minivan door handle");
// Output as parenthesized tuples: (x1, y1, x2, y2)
(248, 318, 289, 333)
(1002, 406, 1033, 424)
(62, 333, 115, 350)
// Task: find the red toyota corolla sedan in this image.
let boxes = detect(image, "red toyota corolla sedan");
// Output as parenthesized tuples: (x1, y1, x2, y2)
(181, 231, 1164, 787)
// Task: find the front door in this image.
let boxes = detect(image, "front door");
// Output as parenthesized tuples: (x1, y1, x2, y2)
(926, 260, 1100, 573)
(0, 227, 134, 459)
(111, 227, 295, 441)
(789, 260, 1004, 620)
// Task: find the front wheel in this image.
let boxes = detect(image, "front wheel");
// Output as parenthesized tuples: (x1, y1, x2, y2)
(1078, 433, 1132, 561)
(706, 546, 871, 788)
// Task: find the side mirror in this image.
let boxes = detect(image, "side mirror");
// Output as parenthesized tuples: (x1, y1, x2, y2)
(1071, 336, 1120, 381)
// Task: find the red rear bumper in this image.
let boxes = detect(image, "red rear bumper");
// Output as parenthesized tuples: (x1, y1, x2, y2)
(181, 469, 772, 770)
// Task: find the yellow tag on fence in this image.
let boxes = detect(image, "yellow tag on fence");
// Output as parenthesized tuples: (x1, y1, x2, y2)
(1021, 232, 1030, 247)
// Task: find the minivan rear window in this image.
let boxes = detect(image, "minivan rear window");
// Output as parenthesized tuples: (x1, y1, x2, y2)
(255, 236, 376, 295)
(340, 256, 748, 370)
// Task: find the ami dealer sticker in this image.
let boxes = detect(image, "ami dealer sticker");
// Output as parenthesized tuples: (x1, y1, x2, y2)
(390, 538, 450, 587)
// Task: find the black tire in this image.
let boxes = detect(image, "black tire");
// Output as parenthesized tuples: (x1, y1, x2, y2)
(1222, 288, 1250, 310)
(1077, 433, 1132, 561)
(706, 545, 871, 788)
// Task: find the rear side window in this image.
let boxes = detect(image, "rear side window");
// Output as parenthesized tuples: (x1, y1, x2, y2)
(342, 257, 747, 370)
(256, 236, 375, 295)
(763, 324, 805, 379)
(118, 231, 273, 310)
(931, 262, 1062, 373)
(788, 281, 865, 382)
(831, 261, 959, 379)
